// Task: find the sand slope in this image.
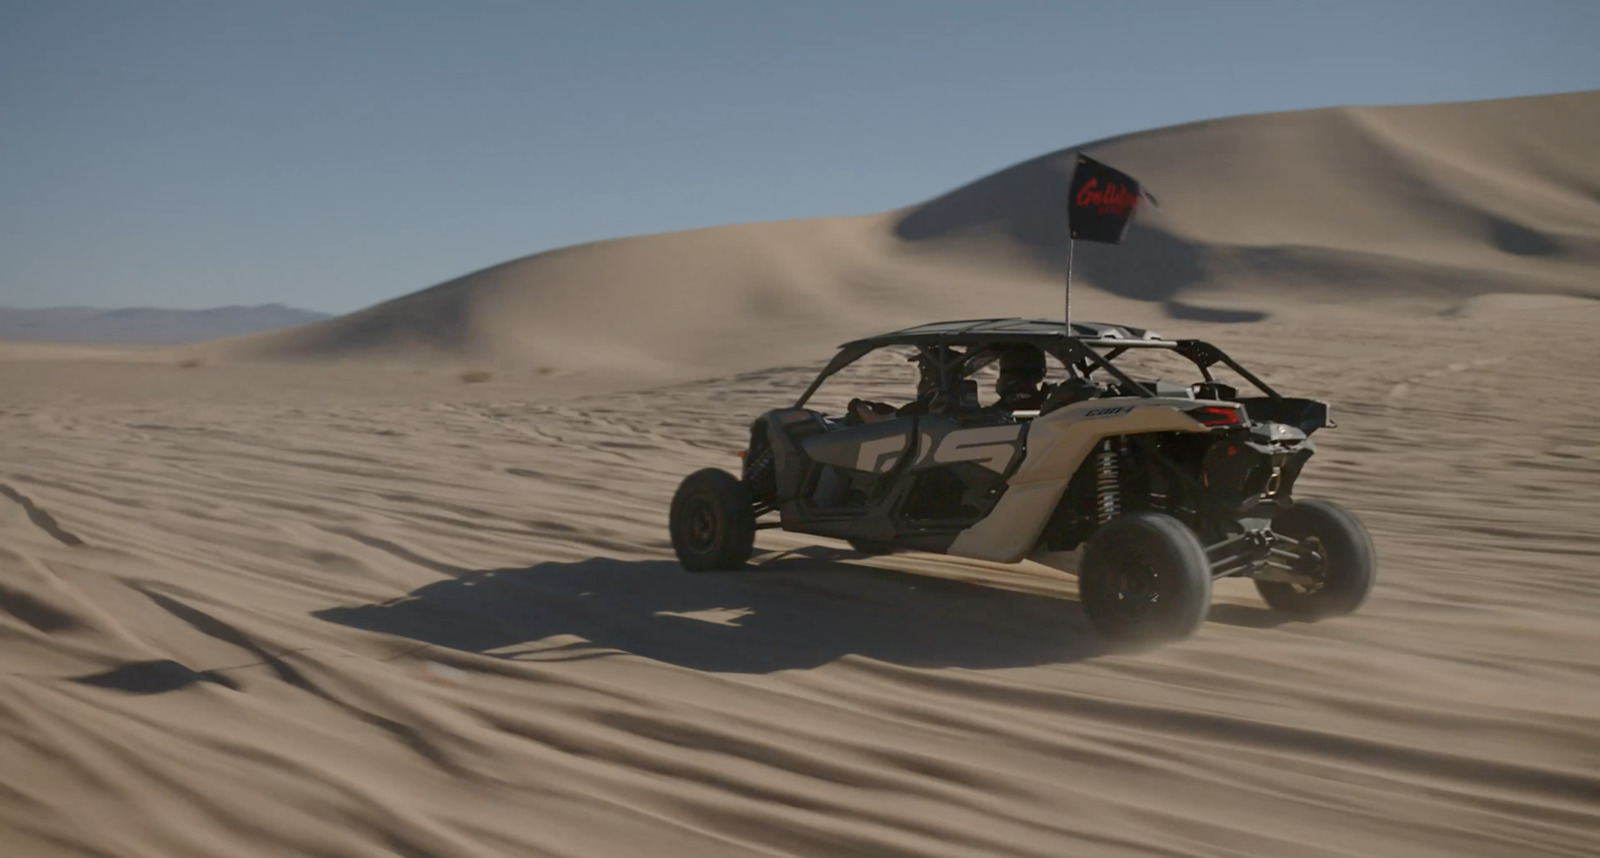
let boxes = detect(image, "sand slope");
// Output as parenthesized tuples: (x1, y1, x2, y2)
(200, 91, 1600, 379)
(5, 300, 1600, 857)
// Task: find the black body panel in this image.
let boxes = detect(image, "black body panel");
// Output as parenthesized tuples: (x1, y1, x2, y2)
(1238, 397, 1332, 435)
(762, 405, 1028, 547)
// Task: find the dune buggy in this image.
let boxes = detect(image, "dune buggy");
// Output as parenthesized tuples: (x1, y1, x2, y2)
(669, 318, 1375, 645)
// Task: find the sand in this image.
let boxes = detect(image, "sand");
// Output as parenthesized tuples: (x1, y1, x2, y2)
(3, 92, 1600, 857)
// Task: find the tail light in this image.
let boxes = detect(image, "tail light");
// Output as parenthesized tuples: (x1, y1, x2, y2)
(1189, 405, 1242, 427)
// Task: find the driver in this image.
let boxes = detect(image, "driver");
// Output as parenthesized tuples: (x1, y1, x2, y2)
(898, 347, 967, 416)
(994, 343, 1051, 411)
(851, 350, 951, 423)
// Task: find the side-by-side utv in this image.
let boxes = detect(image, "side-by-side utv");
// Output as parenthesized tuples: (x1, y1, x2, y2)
(669, 318, 1375, 646)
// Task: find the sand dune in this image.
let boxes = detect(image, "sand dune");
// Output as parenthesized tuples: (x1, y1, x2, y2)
(199, 91, 1600, 380)
(902, 90, 1600, 304)
(4, 92, 1600, 857)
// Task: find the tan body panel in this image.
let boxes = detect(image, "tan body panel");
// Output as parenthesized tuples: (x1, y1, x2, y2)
(946, 397, 1212, 563)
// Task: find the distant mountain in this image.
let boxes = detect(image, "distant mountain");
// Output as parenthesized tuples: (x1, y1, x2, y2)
(0, 304, 332, 344)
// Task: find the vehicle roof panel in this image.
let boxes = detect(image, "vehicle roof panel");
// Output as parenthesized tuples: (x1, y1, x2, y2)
(840, 318, 1165, 349)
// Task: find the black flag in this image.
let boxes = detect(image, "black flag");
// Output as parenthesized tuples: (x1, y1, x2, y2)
(1067, 154, 1144, 244)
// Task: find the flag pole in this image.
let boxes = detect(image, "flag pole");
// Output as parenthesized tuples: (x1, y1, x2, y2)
(1065, 152, 1146, 342)
(1064, 234, 1075, 335)
(1065, 150, 1082, 338)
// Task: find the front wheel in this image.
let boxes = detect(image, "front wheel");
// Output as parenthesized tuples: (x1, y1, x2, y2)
(1079, 512, 1212, 645)
(670, 469, 756, 572)
(1255, 499, 1375, 617)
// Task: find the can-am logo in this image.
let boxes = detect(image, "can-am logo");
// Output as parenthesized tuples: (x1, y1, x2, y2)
(1075, 179, 1139, 217)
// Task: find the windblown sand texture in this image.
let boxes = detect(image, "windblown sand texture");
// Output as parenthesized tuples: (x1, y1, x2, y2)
(3, 92, 1599, 857)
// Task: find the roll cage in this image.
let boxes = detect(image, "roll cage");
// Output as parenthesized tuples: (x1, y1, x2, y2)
(793, 318, 1280, 409)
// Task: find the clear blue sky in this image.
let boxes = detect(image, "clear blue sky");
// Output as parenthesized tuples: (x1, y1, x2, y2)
(3, 1, 1596, 313)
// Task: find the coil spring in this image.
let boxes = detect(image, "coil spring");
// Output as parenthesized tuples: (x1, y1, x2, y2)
(1095, 439, 1120, 524)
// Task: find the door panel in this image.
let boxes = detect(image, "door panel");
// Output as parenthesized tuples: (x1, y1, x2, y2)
(909, 418, 1024, 474)
(800, 418, 915, 475)
(896, 417, 1026, 527)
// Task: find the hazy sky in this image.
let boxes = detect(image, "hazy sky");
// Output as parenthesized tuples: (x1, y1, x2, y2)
(3, 1, 1596, 313)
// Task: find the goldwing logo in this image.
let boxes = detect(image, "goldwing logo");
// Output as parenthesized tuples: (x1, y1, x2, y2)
(1074, 179, 1139, 217)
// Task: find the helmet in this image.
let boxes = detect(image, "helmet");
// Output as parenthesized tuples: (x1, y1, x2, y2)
(996, 344, 1046, 399)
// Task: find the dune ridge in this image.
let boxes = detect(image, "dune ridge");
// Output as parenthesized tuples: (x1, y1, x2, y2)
(200, 91, 1600, 379)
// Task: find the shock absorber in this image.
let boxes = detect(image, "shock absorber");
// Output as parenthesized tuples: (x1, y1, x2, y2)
(1095, 438, 1121, 524)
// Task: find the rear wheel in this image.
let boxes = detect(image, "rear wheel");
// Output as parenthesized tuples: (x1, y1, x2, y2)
(1255, 499, 1375, 617)
(670, 469, 756, 571)
(1079, 513, 1212, 645)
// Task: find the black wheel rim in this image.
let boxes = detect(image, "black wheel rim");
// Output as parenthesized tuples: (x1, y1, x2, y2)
(1104, 547, 1164, 621)
(685, 495, 719, 553)
(1288, 535, 1329, 596)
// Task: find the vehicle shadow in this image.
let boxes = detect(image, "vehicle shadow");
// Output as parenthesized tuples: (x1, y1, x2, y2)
(316, 548, 1108, 674)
